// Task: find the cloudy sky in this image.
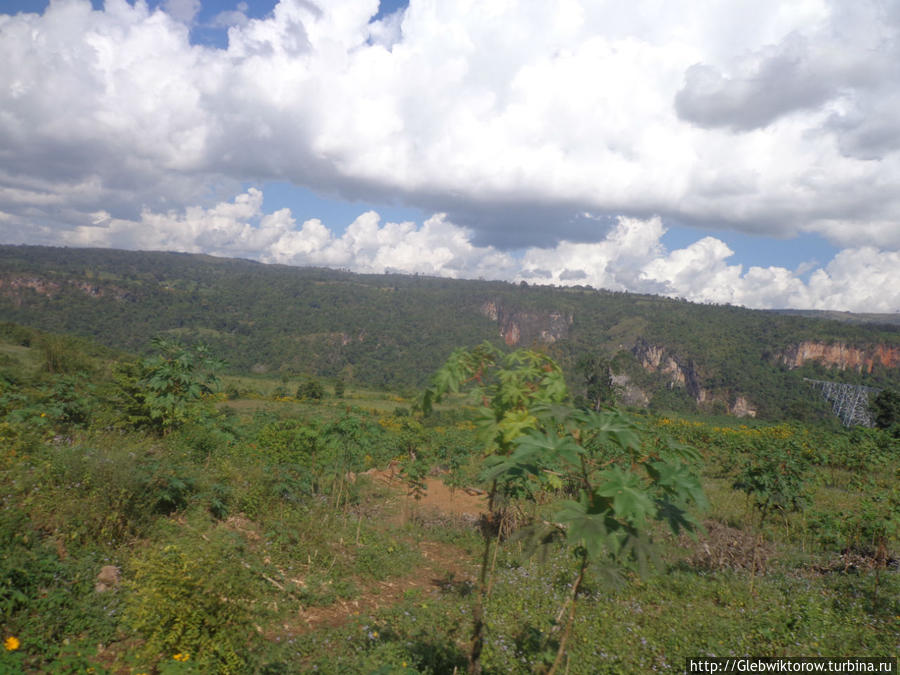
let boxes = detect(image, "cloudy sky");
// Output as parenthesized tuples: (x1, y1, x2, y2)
(2, 0, 900, 312)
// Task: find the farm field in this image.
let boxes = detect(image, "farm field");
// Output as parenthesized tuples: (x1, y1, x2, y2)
(0, 326, 897, 674)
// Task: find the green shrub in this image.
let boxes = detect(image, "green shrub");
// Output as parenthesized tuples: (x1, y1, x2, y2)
(0, 508, 122, 669)
(733, 438, 809, 523)
(7, 435, 199, 545)
(297, 378, 325, 400)
(115, 338, 223, 435)
(125, 535, 266, 673)
(255, 420, 323, 467)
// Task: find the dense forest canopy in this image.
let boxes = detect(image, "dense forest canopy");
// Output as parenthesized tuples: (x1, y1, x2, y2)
(2, 244, 899, 422)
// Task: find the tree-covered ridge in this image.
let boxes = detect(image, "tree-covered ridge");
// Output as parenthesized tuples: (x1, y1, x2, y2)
(1, 244, 899, 421)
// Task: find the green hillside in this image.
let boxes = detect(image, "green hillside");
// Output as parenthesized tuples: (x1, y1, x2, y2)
(0, 324, 896, 673)
(2, 244, 899, 421)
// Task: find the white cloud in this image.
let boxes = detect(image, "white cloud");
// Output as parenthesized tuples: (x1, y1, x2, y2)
(163, 0, 201, 24)
(1, 0, 899, 313)
(212, 2, 250, 29)
(59, 190, 900, 313)
(1, 0, 900, 256)
(62, 188, 517, 279)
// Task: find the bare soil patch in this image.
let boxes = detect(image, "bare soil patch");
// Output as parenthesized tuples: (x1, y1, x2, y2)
(684, 519, 772, 573)
(285, 539, 475, 634)
(360, 466, 487, 519)
(267, 470, 485, 637)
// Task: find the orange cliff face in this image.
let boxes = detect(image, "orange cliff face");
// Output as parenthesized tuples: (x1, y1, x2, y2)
(781, 341, 900, 373)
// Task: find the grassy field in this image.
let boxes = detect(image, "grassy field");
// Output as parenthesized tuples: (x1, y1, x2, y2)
(0, 335, 897, 674)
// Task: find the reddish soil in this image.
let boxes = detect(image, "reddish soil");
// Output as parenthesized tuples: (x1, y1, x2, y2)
(361, 466, 487, 518)
(277, 471, 486, 635)
(288, 539, 475, 633)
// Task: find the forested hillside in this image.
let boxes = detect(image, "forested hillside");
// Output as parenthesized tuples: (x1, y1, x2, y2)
(2, 244, 899, 421)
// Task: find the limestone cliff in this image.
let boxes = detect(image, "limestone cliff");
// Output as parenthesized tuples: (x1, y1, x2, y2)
(730, 395, 757, 419)
(632, 339, 704, 400)
(630, 339, 757, 417)
(780, 341, 899, 373)
(480, 301, 572, 347)
(0, 274, 132, 303)
(610, 374, 650, 407)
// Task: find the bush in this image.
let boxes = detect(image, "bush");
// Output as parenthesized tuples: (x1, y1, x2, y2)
(733, 438, 809, 523)
(296, 378, 325, 400)
(0, 508, 123, 668)
(125, 535, 266, 673)
(115, 338, 223, 435)
(256, 419, 324, 466)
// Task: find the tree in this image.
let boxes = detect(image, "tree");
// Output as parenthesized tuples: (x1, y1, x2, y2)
(870, 388, 900, 431)
(424, 343, 567, 674)
(423, 343, 705, 674)
(116, 337, 223, 434)
(574, 353, 616, 411)
(297, 378, 325, 400)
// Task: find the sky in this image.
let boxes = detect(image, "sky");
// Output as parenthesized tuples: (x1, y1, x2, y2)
(1, 0, 899, 312)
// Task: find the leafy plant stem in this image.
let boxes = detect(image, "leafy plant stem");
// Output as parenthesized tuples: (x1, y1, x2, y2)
(546, 552, 588, 675)
(468, 479, 498, 675)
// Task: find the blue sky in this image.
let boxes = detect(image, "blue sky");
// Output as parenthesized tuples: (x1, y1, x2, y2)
(1, 0, 898, 311)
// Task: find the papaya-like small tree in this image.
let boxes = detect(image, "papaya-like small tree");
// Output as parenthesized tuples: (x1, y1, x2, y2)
(116, 337, 223, 435)
(424, 343, 567, 673)
(423, 343, 705, 674)
(489, 406, 705, 673)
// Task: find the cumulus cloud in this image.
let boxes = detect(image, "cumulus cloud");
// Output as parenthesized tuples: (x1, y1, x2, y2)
(163, 0, 202, 24)
(62, 188, 518, 280)
(516, 219, 900, 313)
(59, 190, 900, 313)
(2, 0, 900, 313)
(673, 29, 880, 131)
(1, 0, 900, 255)
(211, 2, 251, 29)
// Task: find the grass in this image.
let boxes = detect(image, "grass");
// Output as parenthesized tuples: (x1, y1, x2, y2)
(0, 343, 34, 365)
(1, 343, 897, 673)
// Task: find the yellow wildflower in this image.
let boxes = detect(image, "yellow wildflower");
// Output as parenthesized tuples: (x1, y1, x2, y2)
(173, 652, 190, 662)
(4, 636, 20, 651)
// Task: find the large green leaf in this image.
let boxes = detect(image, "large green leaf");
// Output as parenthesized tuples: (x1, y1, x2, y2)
(647, 460, 707, 508)
(515, 428, 584, 468)
(573, 408, 642, 452)
(497, 408, 538, 445)
(595, 467, 656, 527)
(479, 442, 543, 483)
(555, 499, 612, 559)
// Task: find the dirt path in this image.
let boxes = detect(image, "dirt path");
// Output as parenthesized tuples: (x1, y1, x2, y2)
(289, 539, 474, 632)
(361, 467, 488, 519)
(280, 473, 487, 634)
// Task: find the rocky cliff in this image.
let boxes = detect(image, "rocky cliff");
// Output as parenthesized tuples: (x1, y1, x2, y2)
(631, 339, 757, 417)
(480, 301, 572, 347)
(0, 274, 133, 303)
(632, 339, 704, 399)
(780, 341, 899, 373)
